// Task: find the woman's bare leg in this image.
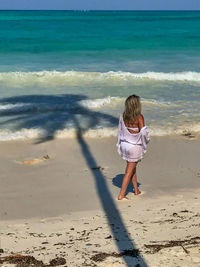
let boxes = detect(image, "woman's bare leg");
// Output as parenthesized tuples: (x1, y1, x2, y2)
(118, 162, 137, 200)
(131, 168, 141, 195)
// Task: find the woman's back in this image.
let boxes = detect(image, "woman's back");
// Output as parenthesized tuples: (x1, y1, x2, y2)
(124, 114, 145, 134)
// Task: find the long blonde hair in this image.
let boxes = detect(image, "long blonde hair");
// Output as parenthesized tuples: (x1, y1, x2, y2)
(123, 95, 141, 123)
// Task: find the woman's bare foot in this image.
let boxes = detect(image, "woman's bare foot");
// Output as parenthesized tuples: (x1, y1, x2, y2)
(134, 190, 141, 195)
(118, 195, 129, 200)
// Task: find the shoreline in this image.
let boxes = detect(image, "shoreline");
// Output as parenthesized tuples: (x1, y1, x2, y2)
(0, 128, 200, 142)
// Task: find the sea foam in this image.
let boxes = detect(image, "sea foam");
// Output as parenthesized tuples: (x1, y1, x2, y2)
(0, 97, 175, 114)
(0, 103, 30, 110)
(1, 70, 200, 87)
(79, 96, 123, 109)
(1, 123, 200, 141)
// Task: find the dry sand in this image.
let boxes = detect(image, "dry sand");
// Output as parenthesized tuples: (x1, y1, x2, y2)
(0, 135, 200, 266)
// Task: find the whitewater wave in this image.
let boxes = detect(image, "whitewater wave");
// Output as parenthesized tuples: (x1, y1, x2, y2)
(1, 124, 200, 141)
(1, 70, 200, 87)
(0, 97, 176, 113)
(80, 96, 178, 109)
(0, 103, 31, 110)
(79, 96, 123, 109)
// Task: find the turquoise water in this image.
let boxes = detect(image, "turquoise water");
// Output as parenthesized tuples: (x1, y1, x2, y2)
(0, 11, 200, 140)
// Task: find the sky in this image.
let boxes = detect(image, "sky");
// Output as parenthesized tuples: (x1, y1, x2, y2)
(0, 0, 199, 10)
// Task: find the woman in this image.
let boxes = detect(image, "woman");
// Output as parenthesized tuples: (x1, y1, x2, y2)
(117, 95, 150, 200)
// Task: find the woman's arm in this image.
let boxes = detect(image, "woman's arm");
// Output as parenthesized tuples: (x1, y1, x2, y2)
(139, 114, 150, 151)
(117, 116, 122, 147)
(138, 114, 145, 130)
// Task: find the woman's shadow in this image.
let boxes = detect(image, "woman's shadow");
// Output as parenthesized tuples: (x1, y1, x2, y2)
(112, 174, 141, 195)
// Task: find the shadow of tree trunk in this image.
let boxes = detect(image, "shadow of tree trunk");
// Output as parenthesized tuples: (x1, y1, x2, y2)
(74, 117, 147, 267)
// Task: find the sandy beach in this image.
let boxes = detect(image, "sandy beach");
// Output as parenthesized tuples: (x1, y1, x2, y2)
(1, 7, 200, 267)
(0, 135, 200, 266)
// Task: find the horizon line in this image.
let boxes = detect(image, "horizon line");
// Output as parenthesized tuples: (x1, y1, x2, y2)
(0, 9, 200, 11)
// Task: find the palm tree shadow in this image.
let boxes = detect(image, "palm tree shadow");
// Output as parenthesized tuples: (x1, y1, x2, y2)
(0, 94, 147, 266)
(0, 94, 117, 143)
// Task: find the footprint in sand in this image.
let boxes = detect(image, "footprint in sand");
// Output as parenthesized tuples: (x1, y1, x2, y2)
(15, 154, 50, 165)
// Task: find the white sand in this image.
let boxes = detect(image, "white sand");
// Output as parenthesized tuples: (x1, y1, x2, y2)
(0, 136, 200, 266)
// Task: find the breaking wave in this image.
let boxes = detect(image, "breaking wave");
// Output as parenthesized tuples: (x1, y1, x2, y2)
(1, 124, 200, 141)
(1, 70, 200, 87)
(0, 95, 199, 141)
(0, 97, 176, 114)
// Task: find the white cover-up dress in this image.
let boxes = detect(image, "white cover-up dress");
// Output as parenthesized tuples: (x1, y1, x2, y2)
(117, 115, 150, 162)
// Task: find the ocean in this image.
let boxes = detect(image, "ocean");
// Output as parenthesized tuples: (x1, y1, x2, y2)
(0, 10, 200, 140)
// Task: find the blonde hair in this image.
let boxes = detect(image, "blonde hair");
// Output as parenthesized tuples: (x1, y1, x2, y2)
(123, 95, 141, 123)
